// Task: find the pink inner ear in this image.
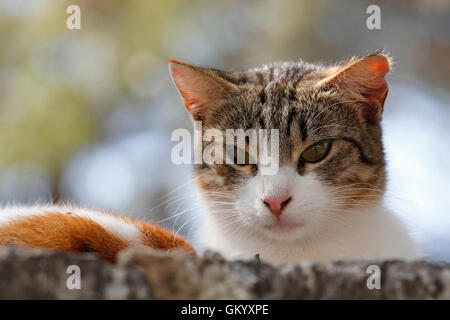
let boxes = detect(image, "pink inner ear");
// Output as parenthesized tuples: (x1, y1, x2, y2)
(365, 56, 390, 75)
(360, 56, 390, 85)
(169, 63, 201, 111)
(360, 56, 390, 101)
(169, 60, 232, 119)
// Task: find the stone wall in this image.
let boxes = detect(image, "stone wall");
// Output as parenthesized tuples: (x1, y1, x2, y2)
(0, 247, 449, 299)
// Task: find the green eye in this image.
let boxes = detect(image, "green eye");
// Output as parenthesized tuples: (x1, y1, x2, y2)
(300, 141, 331, 163)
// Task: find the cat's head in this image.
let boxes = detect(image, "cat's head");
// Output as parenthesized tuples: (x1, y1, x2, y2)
(169, 53, 391, 242)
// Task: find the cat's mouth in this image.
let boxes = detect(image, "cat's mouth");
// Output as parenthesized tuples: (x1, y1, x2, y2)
(263, 221, 304, 233)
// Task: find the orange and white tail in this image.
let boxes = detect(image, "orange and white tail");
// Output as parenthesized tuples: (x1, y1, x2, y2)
(0, 205, 196, 263)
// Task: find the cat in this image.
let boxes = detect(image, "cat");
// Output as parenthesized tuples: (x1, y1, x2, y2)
(169, 52, 419, 265)
(0, 205, 195, 263)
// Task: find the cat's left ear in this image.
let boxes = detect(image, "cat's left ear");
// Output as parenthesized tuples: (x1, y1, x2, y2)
(318, 52, 392, 123)
(169, 59, 238, 122)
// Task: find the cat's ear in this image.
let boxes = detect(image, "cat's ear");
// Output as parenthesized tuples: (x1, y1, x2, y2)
(169, 59, 238, 122)
(318, 52, 392, 122)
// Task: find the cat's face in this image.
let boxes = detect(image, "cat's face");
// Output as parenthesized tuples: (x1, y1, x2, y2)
(170, 53, 390, 242)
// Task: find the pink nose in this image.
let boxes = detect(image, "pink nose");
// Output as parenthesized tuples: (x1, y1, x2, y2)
(262, 196, 292, 217)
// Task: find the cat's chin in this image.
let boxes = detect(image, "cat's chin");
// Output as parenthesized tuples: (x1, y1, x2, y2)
(263, 221, 304, 233)
(253, 221, 310, 242)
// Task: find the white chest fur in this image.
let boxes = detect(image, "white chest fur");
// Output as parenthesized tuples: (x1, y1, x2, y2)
(199, 203, 419, 265)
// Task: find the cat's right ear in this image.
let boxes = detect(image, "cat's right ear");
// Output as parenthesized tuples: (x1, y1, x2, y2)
(168, 59, 238, 122)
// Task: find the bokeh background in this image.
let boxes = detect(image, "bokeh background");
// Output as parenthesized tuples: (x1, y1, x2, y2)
(0, 0, 449, 261)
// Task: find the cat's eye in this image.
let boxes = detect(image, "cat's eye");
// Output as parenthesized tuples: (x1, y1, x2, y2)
(226, 145, 254, 166)
(300, 141, 331, 163)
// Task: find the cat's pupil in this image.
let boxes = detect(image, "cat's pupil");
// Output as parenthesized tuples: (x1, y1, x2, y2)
(300, 141, 331, 163)
(228, 145, 252, 166)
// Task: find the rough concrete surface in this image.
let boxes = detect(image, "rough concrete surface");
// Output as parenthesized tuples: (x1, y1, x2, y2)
(0, 246, 449, 299)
